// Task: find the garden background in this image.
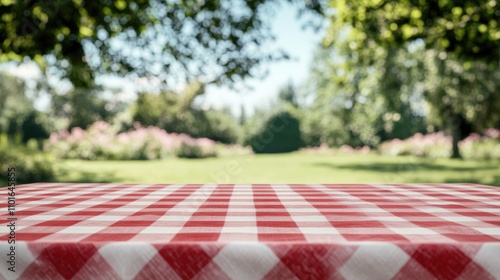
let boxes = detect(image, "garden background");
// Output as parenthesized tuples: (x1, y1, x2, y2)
(1, 0, 499, 187)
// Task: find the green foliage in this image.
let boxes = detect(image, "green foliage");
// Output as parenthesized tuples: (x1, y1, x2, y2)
(326, 0, 500, 158)
(202, 109, 241, 144)
(51, 87, 124, 130)
(0, 0, 323, 87)
(278, 81, 299, 108)
(176, 142, 216, 159)
(461, 138, 500, 161)
(246, 110, 304, 153)
(417, 48, 500, 132)
(0, 72, 30, 135)
(21, 111, 50, 143)
(133, 83, 241, 144)
(300, 110, 328, 147)
(373, 42, 499, 158)
(378, 130, 500, 160)
(328, 0, 500, 63)
(314, 0, 500, 157)
(0, 71, 51, 143)
(45, 121, 220, 160)
(0, 138, 55, 185)
(53, 154, 500, 186)
(239, 105, 247, 126)
(303, 42, 428, 148)
(460, 131, 500, 161)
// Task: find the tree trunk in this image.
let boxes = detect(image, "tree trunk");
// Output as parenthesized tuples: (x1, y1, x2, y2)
(450, 115, 462, 159)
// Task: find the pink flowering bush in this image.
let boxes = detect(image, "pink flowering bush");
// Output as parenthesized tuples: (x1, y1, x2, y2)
(299, 143, 372, 155)
(338, 145, 371, 154)
(378, 129, 500, 160)
(45, 121, 218, 160)
(378, 132, 452, 158)
(459, 131, 500, 160)
(215, 144, 253, 157)
(175, 136, 217, 158)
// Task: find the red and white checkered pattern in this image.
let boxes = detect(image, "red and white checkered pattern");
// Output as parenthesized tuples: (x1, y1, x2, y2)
(1, 183, 499, 279)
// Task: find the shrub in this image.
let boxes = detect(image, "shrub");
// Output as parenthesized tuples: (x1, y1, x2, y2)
(176, 137, 217, 158)
(378, 132, 452, 158)
(133, 92, 241, 144)
(246, 111, 304, 153)
(176, 143, 204, 158)
(459, 132, 500, 160)
(378, 129, 500, 160)
(199, 109, 241, 144)
(299, 143, 372, 155)
(21, 111, 50, 143)
(0, 139, 55, 185)
(216, 144, 253, 157)
(45, 121, 219, 160)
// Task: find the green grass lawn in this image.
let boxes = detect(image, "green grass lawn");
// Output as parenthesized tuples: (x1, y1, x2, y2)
(53, 153, 500, 186)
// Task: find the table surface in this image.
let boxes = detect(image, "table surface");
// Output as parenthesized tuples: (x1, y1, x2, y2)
(1, 183, 500, 279)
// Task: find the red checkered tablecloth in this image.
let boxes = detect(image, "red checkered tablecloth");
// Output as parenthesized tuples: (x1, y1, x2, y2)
(1, 183, 500, 279)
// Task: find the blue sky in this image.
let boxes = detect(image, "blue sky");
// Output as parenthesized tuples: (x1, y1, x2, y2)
(8, 3, 326, 116)
(200, 4, 326, 116)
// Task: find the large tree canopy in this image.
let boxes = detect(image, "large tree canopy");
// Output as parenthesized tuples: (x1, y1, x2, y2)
(0, 0, 324, 87)
(328, 0, 500, 63)
(323, 0, 499, 158)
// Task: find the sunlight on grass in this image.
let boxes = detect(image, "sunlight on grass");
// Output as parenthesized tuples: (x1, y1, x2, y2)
(54, 153, 500, 186)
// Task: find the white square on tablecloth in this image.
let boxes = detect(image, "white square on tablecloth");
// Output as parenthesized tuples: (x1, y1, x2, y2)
(126, 201, 157, 206)
(24, 200, 61, 205)
(416, 207, 450, 213)
(0, 242, 36, 279)
(58, 226, 106, 234)
(377, 216, 408, 222)
(157, 215, 192, 222)
(389, 227, 437, 235)
(299, 227, 340, 235)
(477, 208, 500, 213)
(289, 216, 330, 222)
(97, 242, 157, 279)
(141, 227, 183, 234)
(220, 227, 258, 234)
(474, 228, 500, 235)
(24, 215, 61, 221)
(339, 243, 410, 280)
(441, 216, 479, 222)
(224, 216, 256, 222)
(88, 215, 126, 221)
(473, 243, 500, 277)
(213, 243, 279, 280)
(57, 207, 88, 212)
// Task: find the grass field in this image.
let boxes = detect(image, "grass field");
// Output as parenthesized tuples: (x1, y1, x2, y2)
(53, 153, 500, 186)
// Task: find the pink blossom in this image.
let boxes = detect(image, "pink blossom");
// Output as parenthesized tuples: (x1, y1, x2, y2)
(49, 133, 59, 144)
(484, 129, 500, 139)
(70, 127, 85, 141)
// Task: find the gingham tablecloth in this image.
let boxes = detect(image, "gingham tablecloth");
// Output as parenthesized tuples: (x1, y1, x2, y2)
(1, 183, 500, 279)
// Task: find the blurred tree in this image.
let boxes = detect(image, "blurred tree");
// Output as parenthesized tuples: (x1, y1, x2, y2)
(305, 33, 428, 148)
(326, 0, 500, 157)
(0, 71, 51, 143)
(202, 108, 241, 144)
(328, 0, 500, 63)
(418, 48, 500, 157)
(278, 81, 299, 108)
(373, 45, 430, 141)
(239, 105, 247, 126)
(0, 0, 324, 88)
(21, 111, 50, 143)
(133, 82, 240, 143)
(0, 72, 29, 137)
(51, 87, 124, 130)
(245, 110, 304, 153)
